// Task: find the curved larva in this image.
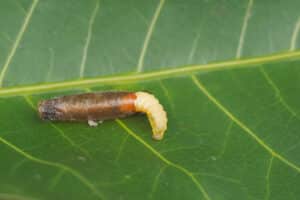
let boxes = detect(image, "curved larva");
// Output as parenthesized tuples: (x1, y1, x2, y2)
(134, 92, 167, 140)
(38, 91, 168, 140)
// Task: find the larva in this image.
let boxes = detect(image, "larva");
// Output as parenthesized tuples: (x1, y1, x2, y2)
(38, 91, 167, 140)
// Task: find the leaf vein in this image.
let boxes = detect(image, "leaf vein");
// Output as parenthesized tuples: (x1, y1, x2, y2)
(193, 172, 241, 185)
(191, 75, 300, 174)
(236, 0, 253, 58)
(79, 0, 100, 78)
(24, 96, 92, 159)
(0, 0, 39, 87)
(149, 166, 167, 199)
(114, 134, 129, 163)
(48, 169, 65, 190)
(259, 67, 298, 118)
(137, 0, 165, 72)
(0, 192, 39, 200)
(290, 17, 300, 51)
(1, 51, 300, 97)
(188, 33, 201, 63)
(116, 119, 212, 200)
(264, 156, 273, 200)
(0, 136, 105, 199)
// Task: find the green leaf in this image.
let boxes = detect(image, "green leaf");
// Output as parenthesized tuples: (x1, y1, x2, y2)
(1, 0, 300, 199)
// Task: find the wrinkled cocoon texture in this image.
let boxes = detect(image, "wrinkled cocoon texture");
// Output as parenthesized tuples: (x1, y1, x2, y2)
(134, 92, 167, 140)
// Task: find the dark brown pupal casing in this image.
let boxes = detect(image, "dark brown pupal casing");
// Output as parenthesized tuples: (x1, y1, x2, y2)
(38, 92, 137, 122)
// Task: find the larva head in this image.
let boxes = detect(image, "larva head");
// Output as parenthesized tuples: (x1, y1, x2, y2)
(38, 99, 63, 121)
(134, 92, 168, 140)
(152, 129, 165, 140)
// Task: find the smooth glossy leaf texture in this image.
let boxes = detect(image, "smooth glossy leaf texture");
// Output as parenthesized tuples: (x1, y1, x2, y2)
(1, 0, 300, 199)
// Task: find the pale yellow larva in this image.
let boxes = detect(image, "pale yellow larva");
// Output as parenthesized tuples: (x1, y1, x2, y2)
(134, 92, 168, 140)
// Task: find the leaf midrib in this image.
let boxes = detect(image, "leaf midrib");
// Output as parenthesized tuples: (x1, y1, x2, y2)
(0, 50, 299, 97)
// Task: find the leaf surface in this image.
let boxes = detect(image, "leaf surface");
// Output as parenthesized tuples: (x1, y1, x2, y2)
(1, 0, 300, 199)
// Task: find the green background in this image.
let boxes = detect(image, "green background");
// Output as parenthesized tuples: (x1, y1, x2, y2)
(1, 0, 300, 199)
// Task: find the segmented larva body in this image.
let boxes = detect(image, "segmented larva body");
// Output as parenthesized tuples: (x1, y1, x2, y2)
(134, 92, 167, 140)
(38, 91, 167, 140)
